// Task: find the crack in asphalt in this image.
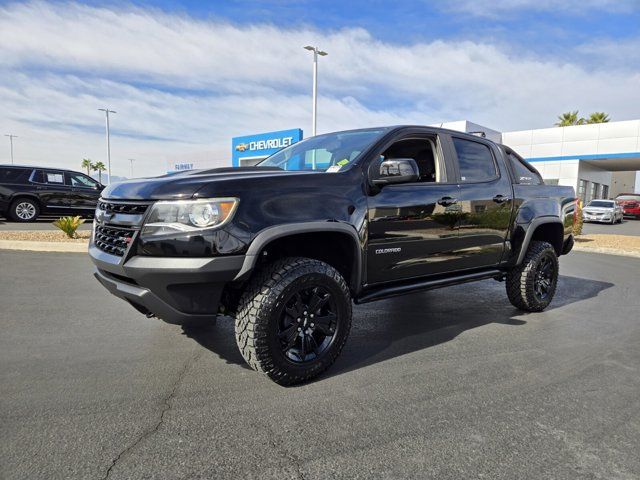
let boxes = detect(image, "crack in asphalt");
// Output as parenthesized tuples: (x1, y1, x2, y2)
(260, 422, 306, 480)
(101, 350, 202, 480)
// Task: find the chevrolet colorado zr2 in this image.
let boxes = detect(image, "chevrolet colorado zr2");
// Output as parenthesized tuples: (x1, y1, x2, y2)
(89, 126, 576, 385)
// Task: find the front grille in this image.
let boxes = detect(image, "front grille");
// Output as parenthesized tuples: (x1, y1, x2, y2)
(98, 201, 150, 215)
(94, 225, 135, 256)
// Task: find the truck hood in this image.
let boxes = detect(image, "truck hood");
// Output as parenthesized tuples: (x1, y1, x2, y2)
(102, 166, 308, 200)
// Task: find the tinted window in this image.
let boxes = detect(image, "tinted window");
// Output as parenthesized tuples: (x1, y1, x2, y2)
(66, 172, 98, 188)
(44, 171, 65, 184)
(0, 167, 29, 183)
(508, 153, 542, 185)
(453, 138, 497, 182)
(587, 201, 614, 208)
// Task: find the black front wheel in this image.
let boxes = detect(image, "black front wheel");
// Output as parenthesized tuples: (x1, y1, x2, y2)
(506, 241, 559, 312)
(235, 257, 352, 385)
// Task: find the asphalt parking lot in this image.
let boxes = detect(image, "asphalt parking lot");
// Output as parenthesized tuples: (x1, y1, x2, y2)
(583, 218, 640, 236)
(1, 250, 639, 479)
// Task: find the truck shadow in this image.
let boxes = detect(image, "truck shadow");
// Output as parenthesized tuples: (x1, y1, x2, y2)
(327, 274, 613, 379)
(181, 274, 613, 378)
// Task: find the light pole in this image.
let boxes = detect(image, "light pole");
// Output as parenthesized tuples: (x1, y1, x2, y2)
(128, 158, 136, 178)
(5, 134, 17, 164)
(303, 45, 328, 137)
(98, 108, 116, 184)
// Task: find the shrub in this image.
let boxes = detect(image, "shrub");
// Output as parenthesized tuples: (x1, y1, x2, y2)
(53, 216, 85, 238)
(573, 200, 584, 236)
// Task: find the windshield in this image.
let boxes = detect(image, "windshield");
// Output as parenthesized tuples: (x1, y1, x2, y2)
(587, 200, 614, 208)
(616, 195, 640, 201)
(257, 128, 389, 172)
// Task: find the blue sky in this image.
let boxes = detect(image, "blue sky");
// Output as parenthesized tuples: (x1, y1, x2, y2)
(0, 0, 639, 175)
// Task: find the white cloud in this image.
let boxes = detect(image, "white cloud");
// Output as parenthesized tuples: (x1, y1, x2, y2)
(0, 1, 638, 177)
(442, 0, 639, 17)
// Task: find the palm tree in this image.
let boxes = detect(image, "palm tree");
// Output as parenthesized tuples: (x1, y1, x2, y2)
(555, 111, 585, 127)
(586, 112, 610, 124)
(81, 158, 93, 175)
(92, 161, 106, 184)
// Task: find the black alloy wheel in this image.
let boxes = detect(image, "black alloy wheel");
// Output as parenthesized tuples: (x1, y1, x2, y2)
(277, 285, 338, 364)
(533, 254, 556, 301)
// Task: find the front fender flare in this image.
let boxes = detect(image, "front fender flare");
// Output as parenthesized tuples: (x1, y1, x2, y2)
(233, 221, 363, 292)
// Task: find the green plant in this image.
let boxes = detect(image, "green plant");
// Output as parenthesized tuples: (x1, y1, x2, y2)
(573, 200, 583, 236)
(81, 158, 93, 176)
(92, 161, 106, 183)
(53, 216, 85, 238)
(555, 111, 585, 127)
(586, 112, 610, 124)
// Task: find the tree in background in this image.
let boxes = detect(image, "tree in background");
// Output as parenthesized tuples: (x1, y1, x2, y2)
(92, 161, 106, 183)
(81, 158, 93, 175)
(555, 111, 585, 126)
(586, 112, 610, 124)
(555, 111, 611, 126)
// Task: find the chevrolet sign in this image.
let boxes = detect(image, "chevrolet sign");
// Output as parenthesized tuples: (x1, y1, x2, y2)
(232, 128, 303, 167)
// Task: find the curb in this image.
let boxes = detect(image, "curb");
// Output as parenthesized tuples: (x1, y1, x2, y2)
(573, 245, 640, 259)
(0, 240, 88, 253)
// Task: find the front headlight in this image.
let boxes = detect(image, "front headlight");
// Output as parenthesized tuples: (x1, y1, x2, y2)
(141, 198, 239, 237)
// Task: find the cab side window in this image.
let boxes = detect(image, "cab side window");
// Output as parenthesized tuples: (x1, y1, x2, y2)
(381, 137, 446, 183)
(508, 153, 543, 185)
(452, 138, 497, 182)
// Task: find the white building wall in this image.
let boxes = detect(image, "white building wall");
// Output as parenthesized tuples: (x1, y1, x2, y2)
(502, 120, 640, 160)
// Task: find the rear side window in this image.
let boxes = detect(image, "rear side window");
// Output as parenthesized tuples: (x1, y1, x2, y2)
(452, 138, 497, 182)
(44, 171, 65, 184)
(0, 167, 29, 183)
(508, 153, 542, 185)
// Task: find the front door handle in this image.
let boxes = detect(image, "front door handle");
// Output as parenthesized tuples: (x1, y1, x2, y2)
(493, 194, 510, 204)
(437, 196, 457, 207)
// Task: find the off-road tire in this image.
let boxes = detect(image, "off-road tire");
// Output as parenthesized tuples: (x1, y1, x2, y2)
(506, 241, 559, 312)
(235, 257, 352, 386)
(9, 198, 40, 222)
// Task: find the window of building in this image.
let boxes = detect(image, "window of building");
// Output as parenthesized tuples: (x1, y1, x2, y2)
(589, 182, 598, 202)
(507, 153, 542, 185)
(601, 185, 609, 199)
(452, 138, 497, 182)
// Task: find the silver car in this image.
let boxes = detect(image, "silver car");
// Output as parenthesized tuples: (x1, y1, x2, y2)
(582, 199, 624, 224)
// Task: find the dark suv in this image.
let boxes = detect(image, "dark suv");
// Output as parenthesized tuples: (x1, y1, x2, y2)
(0, 165, 104, 222)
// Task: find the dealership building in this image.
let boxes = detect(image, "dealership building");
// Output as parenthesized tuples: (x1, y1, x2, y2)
(171, 119, 640, 201)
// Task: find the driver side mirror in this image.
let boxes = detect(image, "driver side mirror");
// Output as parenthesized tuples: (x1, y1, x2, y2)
(371, 158, 419, 186)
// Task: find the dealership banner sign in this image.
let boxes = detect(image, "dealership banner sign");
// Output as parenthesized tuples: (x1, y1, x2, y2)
(232, 128, 303, 166)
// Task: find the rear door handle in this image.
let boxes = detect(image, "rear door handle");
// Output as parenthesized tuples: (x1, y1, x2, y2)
(438, 196, 457, 207)
(493, 194, 510, 204)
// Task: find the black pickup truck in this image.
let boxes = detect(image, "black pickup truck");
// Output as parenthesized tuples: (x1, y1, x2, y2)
(89, 126, 576, 385)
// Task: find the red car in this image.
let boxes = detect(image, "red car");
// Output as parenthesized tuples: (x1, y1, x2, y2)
(615, 193, 640, 218)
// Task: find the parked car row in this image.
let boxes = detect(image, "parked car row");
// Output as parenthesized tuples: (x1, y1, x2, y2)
(0, 165, 104, 221)
(581, 194, 640, 224)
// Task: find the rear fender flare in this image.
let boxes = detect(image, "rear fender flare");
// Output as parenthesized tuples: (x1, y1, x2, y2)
(515, 216, 563, 265)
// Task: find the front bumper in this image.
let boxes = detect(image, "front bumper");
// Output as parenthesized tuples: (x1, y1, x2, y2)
(90, 244, 244, 325)
(583, 213, 613, 222)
